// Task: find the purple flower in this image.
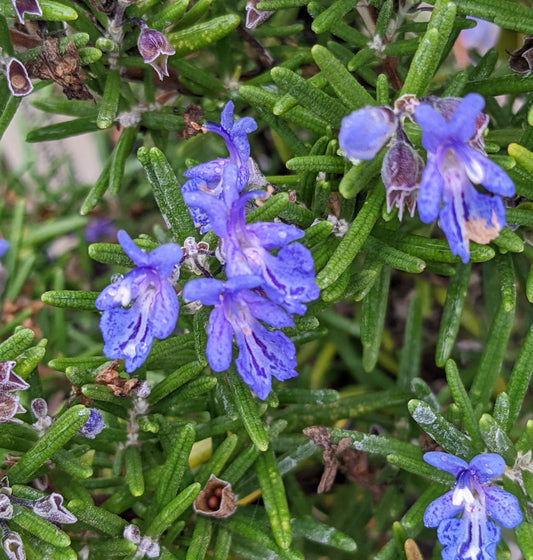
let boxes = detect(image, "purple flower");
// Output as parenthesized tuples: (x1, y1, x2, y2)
(183, 276, 298, 400)
(382, 128, 424, 221)
(182, 101, 257, 233)
(78, 408, 105, 439)
(9, 0, 41, 24)
(424, 452, 522, 560)
(339, 106, 396, 162)
(6, 58, 33, 97)
(414, 93, 515, 263)
(85, 218, 117, 243)
(31, 493, 77, 524)
(183, 164, 319, 315)
(95, 230, 182, 373)
(0, 361, 29, 424)
(137, 26, 175, 81)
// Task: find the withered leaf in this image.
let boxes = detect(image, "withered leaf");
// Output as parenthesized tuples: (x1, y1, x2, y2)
(182, 103, 205, 139)
(95, 360, 140, 397)
(26, 39, 93, 100)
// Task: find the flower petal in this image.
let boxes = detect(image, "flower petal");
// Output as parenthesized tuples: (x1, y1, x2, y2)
(246, 222, 303, 249)
(149, 282, 179, 339)
(461, 146, 515, 196)
(417, 157, 443, 223)
(484, 486, 522, 528)
(423, 452, 468, 476)
(414, 104, 449, 154)
(117, 230, 150, 267)
(183, 278, 225, 305)
(206, 307, 233, 372)
(145, 243, 182, 279)
(423, 491, 462, 527)
(468, 453, 506, 481)
(447, 93, 485, 143)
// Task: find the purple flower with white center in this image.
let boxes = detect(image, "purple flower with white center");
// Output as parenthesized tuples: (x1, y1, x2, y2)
(78, 408, 105, 439)
(424, 452, 522, 560)
(5, 59, 33, 97)
(137, 25, 175, 81)
(183, 276, 298, 400)
(95, 230, 182, 373)
(183, 164, 319, 315)
(414, 93, 515, 263)
(339, 105, 396, 162)
(183, 101, 257, 233)
(9, 0, 41, 24)
(382, 128, 424, 221)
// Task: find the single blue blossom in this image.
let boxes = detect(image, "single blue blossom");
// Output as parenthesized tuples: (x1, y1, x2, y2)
(182, 101, 257, 233)
(414, 93, 515, 263)
(183, 164, 319, 314)
(95, 230, 182, 373)
(424, 452, 522, 560)
(183, 276, 298, 400)
(339, 105, 396, 162)
(0, 240, 8, 259)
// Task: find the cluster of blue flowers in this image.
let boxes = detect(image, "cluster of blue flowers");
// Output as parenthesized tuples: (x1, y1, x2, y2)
(96, 102, 319, 400)
(339, 93, 515, 263)
(424, 452, 522, 559)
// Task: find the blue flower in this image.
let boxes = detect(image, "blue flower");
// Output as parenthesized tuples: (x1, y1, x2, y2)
(95, 230, 182, 373)
(183, 276, 298, 400)
(424, 452, 522, 560)
(414, 93, 515, 263)
(0, 240, 9, 259)
(183, 164, 319, 315)
(79, 408, 105, 439)
(182, 102, 257, 233)
(339, 105, 396, 162)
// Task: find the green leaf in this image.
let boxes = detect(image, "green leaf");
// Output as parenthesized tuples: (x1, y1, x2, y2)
(400, 0, 457, 96)
(228, 367, 269, 452)
(168, 14, 240, 57)
(124, 444, 144, 497)
(11, 505, 71, 548)
(361, 265, 390, 372)
(137, 147, 196, 244)
(408, 399, 472, 459)
(8, 405, 90, 483)
(26, 117, 98, 142)
(271, 66, 346, 126)
(256, 448, 292, 550)
(97, 68, 121, 129)
(286, 155, 344, 173)
(317, 186, 385, 289)
(311, 0, 360, 34)
(186, 516, 212, 560)
(291, 516, 356, 552)
(67, 500, 127, 536)
(146, 482, 201, 538)
(479, 412, 517, 465)
(42, 290, 99, 311)
(0, 328, 35, 361)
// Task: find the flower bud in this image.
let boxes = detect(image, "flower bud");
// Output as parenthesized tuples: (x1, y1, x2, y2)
(6, 58, 33, 97)
(78, 408, 105, 439)
(30, 398, 48, 419)
(382, 131, 424, 221)
(137, 27, 175, 81)
(123, 524, 141, 544)
(339, 106, 396, 162)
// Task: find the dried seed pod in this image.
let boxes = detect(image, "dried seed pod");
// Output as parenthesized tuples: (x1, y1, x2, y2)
(193, 475, 237, 519)
(509, 36, 533, 76)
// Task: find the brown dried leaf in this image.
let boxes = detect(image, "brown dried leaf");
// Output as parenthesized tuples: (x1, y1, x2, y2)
(95, 361, 141, 397)
(26, 39, 93, 100)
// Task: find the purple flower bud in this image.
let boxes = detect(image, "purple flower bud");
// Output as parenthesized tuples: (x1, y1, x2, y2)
(6, 58, 33, 97)
(123, 524, 141, 544)
(9, 0, 41, 24)
(2, 531, 25, 560)
(30, 398, 48, 419)
(32, 493, 77, 524)
(132, 380, 151, 399)
(382, 130, 424, 221)
(138, 536, 160, 559)
(0, 495, 13, 520)
(78, 408, 105, 439)
(0, 362, 29, 393)
(137, 27, 175, 81)
(339, 106, 396, 162)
